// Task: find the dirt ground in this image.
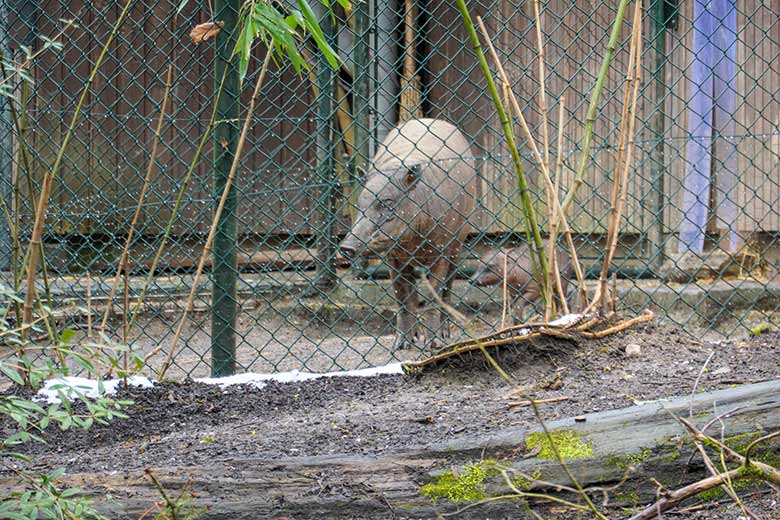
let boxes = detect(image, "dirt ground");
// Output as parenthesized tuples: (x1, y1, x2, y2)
(3, 321, 780, 518)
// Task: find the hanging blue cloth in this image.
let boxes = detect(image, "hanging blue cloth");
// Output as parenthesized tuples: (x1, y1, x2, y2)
(678, 0, 739, 253)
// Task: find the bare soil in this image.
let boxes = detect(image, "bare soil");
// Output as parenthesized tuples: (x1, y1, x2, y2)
(3, 322, 780, 518)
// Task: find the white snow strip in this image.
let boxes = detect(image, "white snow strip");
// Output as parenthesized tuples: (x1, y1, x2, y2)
(34, 362, 406, 402)
(548, 313, 583, 327)
(194, 362, 406, 389)
(36, 375, 154, 404)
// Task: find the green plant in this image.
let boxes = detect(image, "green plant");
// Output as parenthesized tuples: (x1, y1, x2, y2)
(1, 291, 133, 519)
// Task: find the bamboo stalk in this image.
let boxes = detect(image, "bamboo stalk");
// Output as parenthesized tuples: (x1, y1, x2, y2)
(532, 0, 550, 175)
(399, 0, 422, 121)
(125, 66, 232, 333)
(475, 16, 582, 311)
(552, 96, 569, 314)
(608, 7, 644, 268)
(592, 0, 643, 313)
(154, 46, 274, 379)
(500, 246, 509, 329)
(99, 64, 174, 335)
(556, 0, 632, 221)
(0, 56, 56, 336)
(21, 0, 137, 336)
(86, 271, 92, 339)
(122, 266, 129, 388)
(456, 1, 549, 302)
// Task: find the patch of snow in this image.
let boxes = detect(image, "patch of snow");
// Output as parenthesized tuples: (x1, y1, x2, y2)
(34, 362, 406, 402)
(36, 375, 154, 404)
(195, 362, 406, 389)
(548, 313, 583, 327)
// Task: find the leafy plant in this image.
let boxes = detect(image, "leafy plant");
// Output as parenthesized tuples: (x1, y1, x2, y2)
(1, 290, 133, 520)
(178, 0, 347, 82)
(234, 0, 347, 81)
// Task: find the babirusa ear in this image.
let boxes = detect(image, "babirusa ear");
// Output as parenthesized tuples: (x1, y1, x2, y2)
(405, 164, 421, 187)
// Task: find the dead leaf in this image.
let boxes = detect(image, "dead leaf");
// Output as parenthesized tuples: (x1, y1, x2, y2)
(221, 137, 228, 150)
(190, 21, 224, 44)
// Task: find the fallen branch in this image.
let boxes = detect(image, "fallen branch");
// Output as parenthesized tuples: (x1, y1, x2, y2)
(402, 311, 654, 370)
(508, 396, 570, 408)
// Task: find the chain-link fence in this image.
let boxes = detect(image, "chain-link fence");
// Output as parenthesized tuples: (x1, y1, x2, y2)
(1, 0, 779, 378)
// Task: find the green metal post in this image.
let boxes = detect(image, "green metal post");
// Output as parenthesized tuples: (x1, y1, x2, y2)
(210, 0, 240, 376)
(648, 0, 668, 271)
(351, 0, 371, 276)
(313, 9, 339, 291)
(0, 0, 10, 273)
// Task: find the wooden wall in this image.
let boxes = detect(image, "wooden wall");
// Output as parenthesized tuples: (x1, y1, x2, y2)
(664, 0, 780, 243)
(12, 0, 780, 244)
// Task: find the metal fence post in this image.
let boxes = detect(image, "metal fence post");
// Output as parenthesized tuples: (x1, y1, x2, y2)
(351, 0, 371, 276)
(0, 0, 11, 273)
(312, 8, 339, 291)
(648, 0, 668, 271)
(210, 0, 240, 377)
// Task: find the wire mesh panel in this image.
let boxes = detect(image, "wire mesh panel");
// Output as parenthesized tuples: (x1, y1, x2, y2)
(1, 0, 779, 379)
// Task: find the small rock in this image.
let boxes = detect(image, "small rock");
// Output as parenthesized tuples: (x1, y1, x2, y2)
(711, 366, 732, 376)
(574, 416, 586, 422)
(625, 343, 642, 357)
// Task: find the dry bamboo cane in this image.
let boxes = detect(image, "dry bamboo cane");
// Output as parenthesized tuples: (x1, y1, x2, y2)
(607, 5, 644, 268)
(99, 64, 174, 335)
(551, 96, 569, 314)
(591, 1, 642, 313)
(126, 66, 232, 333)
(532, 0, 550, 174)
(21, 0, 137, 336)
(531, 0, 552, 319)
(476, 16, 584, 311)
(154, 46, 274, 378)
(557, 0, 632, 220)
(457, 1, 550, 302)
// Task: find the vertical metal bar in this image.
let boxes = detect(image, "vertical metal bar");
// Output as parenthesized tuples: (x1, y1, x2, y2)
(648, 0, 667, 271)
(210, 0, 240, 376)
(351, 0, 370, 275)
(313, 9, 339, 291)
(0, 0, 11, 273)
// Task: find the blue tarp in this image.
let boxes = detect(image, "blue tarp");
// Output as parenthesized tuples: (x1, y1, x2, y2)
(678, 0, 739, 253)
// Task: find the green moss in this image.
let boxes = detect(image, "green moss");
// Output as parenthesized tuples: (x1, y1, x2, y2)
(419, 461, 496, 504)
(749, 322, 771, 336)
(614, 491, 640, 505)
(661, 448, 681, 463)
(526, 429, 593, 460)
(697, 486, 726, 501)
(607, 448, 652, 471)
(723, 432, 760, 451)
(512, 469, 541, 491)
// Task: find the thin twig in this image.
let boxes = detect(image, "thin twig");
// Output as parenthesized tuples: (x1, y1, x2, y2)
(86, 271, 92, 339)
(144, 469, 179, 520)
(476, 17, 584, 311)
(744, 431, 780, 468)
(580, 310, 654, 338)
(155, 46, 274, 378)
(100, 63, 175, 335)
(508, 395, 569, 408)
(690, 351, 715, 418)
(22, 0, 135, 337)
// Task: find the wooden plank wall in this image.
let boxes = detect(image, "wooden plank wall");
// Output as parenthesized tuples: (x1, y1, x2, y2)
(663, 0, 780, 244)
(426, 0, 648, 235)
(17, 0, 320, 240)
(15, 0, 780, 244)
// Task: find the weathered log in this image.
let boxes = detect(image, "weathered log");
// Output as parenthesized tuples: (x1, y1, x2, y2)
(3, 379, 780, 519)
